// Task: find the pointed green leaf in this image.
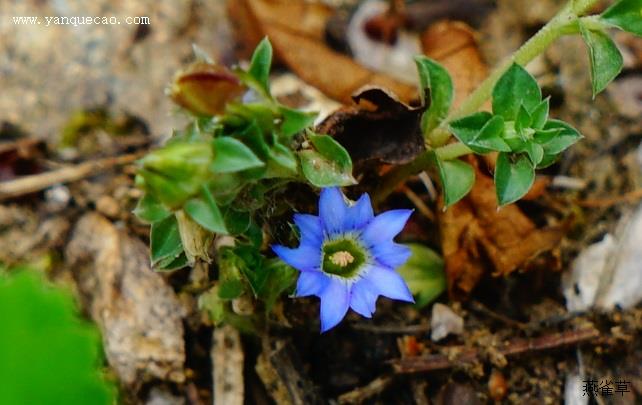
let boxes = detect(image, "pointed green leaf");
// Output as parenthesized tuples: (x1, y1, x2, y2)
(434, 155, 475, 207)
(211, 137, 265, 173)
(134, 194, 171, 223)
(299, 150, 357, 187)
(396, 244, 446, 308)
(492, 63, 542, 120)
(515, 104, 533, 134)
(279, 106, 317, 139)
(601, 0, 642, 36)
(150, 215, 184, 267)
(248, 37, 273, 96)
(415, 56, 454, 135)
(521, 141, 544, 166)
(449, 112, 510, 153)
(540, 119, 583, 155)
(299, 133, 356, 187)
(184, 186, 228, 234)
(580, 24, 624, 97)
(530, 98, 550, 130)
(257, 258, 297, 311)
(266, 142, 298, 177)
(155, 252, 188, 272)
(494, 152, 535, 206)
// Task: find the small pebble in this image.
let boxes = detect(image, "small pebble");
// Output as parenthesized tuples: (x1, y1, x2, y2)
(96, 195, 120, 218)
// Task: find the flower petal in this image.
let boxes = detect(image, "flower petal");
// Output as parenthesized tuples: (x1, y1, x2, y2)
(294, 213, 323, 247)
(371, 242, 412, 269)
(296, 271, 330, 297)
(364, 265, 414, 303)
(349, 278, 378, 318)
(319, 278, 350, 332)
(272, 244, 320, 271)
(318, 187, 348, 235)
(360, 209, 412, 247)
(344, 193, 374, 231)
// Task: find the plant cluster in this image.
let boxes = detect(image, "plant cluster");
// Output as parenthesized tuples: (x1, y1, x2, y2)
(133, 0, 641, 331)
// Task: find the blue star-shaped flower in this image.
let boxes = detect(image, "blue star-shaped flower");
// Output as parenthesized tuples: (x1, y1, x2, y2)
(272, 187, 414, 332)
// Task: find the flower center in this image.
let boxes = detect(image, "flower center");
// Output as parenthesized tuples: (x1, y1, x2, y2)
(322, 238, 366, 278)
(329, 251, 354, 267)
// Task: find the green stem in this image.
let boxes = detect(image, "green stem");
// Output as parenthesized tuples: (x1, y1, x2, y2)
(434, 142, 472, 161)
(373, 0, 601, 203)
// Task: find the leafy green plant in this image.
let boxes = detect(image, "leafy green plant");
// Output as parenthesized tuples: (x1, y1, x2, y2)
(133, 0, 640, 331)
(0, 268, 116, 404)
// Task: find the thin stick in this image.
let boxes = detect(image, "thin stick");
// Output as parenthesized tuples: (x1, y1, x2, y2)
(338, 375, 394, 404)
(391, 328, 599, 374)
(401, 185, 435, 221)
(0, 153, 142, 201)
(576, 188, 642, 208)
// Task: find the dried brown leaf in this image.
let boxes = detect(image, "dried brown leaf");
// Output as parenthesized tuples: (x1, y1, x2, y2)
(228, 0, 417, 103)
(421, 21, 488, 109)
(316, 87, 425, 167)
(440, 159, 563, 296)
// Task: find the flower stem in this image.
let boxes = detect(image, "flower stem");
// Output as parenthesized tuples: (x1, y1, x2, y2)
(373, 0, 601, 203)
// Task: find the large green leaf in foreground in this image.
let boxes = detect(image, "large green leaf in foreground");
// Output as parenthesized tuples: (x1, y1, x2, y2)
(0, 270, 116, 405)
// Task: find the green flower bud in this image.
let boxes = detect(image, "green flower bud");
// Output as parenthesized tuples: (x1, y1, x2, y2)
(137, 141, 212, 209)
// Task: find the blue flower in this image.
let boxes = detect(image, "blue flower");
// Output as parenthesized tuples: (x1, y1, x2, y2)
(272, 187, 414, 332)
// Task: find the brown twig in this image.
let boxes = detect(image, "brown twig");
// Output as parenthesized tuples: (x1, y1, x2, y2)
(401, 185, 435, 221)
(576, 188, 642, 208)
(0, 152, 142, 201)
(390, 328, 600, 374)
(338, 375, 394, 404)
(350, 322, 431, 334)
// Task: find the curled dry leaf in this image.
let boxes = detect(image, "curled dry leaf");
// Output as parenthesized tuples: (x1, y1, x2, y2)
(66, 213, 186, 385)
(316, 87, 426, 167)
(439, 159, 564, 296)
(227, 0, 417, 103)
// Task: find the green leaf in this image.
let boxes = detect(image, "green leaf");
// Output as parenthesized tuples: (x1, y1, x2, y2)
(449, 112, 510, 153)
(530, 98, 550, 130)
(396, 244, 446, 308)
(150, 215, 184, 267)
(184, 186, 228, 234)
(580, 24, 624, 97)
(218, 279, 244, 300)
(415, 56, 454, 134)
(265, 142, 298, 177)
(494, 152, 535, 206)
(257, 259, 297, 311)
(492, 63, 542, 120)
(248, 37, 273, 96)
(211, 137, 265, 173)
(515, 104, 532, 134)
(279, 106, 317, 139)
(299, 133, 356, 187)
(434, 155, 475, 207)
(155, 252, 189, 272)
(222, 206, 252, 236)
(0, 270, 116, 405)
(133, 194, 171, 223)
(521, 141, 544, 166)
(539, 119, 583, 155)
(601, 0, 642, 36)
